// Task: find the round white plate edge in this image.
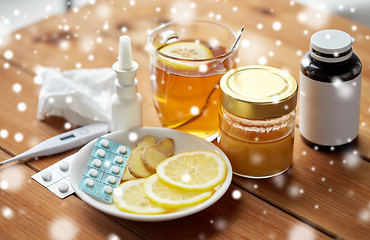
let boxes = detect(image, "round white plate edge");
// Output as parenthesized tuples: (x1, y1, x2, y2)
(69, 127, 232, 222)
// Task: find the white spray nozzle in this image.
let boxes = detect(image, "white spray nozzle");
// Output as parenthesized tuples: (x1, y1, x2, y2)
(118, 36, 133, 70)
(113, 35, 139, 86)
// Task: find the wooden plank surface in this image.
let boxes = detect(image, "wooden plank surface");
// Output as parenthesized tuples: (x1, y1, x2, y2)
(119, 184, 332, 240)
(232, 130, 370, 240)
(0, 149, 330, 240)
(0, 151, 142, 240)
(0, 0, 369, 239)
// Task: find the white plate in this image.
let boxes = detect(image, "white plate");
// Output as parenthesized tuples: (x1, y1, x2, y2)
(69, 127, 232, 222)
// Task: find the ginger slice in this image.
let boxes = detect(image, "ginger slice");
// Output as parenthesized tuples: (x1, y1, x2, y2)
(142, 146, 168, 172)
(127, 148, 155, 178)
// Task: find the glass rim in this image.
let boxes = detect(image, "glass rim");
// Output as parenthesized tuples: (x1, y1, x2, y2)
(148, 19, 239, 63)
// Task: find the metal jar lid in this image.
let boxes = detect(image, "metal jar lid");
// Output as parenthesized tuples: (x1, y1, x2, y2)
(220, 66, 298, 119)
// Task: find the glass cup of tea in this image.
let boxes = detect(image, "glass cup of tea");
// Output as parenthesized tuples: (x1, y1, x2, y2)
(148, 20, 239, 141)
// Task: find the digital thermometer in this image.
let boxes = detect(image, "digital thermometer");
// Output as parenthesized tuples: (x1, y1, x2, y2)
(0, 122, 109, 166)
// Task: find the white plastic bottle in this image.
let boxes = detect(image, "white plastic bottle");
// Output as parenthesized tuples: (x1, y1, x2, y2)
(111, 36, 142, 132)
(299, 30, 362, 148)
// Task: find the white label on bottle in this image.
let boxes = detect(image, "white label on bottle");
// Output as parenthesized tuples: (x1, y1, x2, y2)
(299, 72, 361, 146)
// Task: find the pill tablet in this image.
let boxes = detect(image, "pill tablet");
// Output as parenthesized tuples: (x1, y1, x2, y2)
(103, 185, 113, 194)
(85, 178, 95, 187)
(107, 175, 116, 184)
(100, 139, 110, 148)
(59, 161, 70, 172)
(92, 159, 102, 168)
(114, 156, 123, 164)
(96, 149, 106, 158)
(89, 168, 98, 178)
(41, 170, 53, 181)
(111, 165, 120, 174)
(118, 146, 127, 154)
(58, 182, 69, 193)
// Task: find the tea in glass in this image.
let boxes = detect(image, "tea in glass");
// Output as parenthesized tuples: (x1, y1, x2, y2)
(148, 20, 239, 141)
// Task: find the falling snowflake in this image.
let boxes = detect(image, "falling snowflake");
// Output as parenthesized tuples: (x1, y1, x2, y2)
(12, 83, 22, 92)
(199, 64, 208, 73)
(182, 174, 191, 183)
(271, 174, 286, 188)
(65, 96, 73, 104)
(289, 223, 315, 240)
(359, 208, 370, 223)
(232, 189, 242, 200)
(0, 180, 9, 189)
(108, 233, 121, 240)
(258, 56, 267, 65)
(17, 102, 27, 112)
(128, 132, 138, 142)
(190, 106, 200, 115)
(64, 122, 72, 130)
(2, 207, 14, 219)
(14, 132, 24, 142)
(288, 184, 304, 198)
(213, 218, 227, 231)
(0, 129, 8, 138)
(4, 50, 13, 59)
(272, 21, 282, 31)
(241, 39, 250, 48)
(49, 217, 79, 240)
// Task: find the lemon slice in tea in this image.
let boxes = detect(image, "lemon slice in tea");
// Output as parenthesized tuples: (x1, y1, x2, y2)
(156, 151, 227, 191)
(158, 42, 213, 70)
(113, 179, 166, 214)
(144, 174, 213, 208)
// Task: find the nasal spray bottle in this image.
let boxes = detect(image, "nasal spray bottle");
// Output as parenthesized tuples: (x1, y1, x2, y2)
(111, 36, 142, 131)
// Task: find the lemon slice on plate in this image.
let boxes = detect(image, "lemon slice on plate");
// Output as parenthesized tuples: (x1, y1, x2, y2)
(156, 151, 227, 191)
(113, 179, 166, 214)
(144, 174, 213, 208)
(159, 42, 213, 70)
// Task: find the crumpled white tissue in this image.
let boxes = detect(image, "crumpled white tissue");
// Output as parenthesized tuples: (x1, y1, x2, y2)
(37, 67, 115, 126)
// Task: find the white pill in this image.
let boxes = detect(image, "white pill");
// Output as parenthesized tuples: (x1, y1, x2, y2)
(104, 161, 111, 168)
(59, 161, 70, 172)
(100, 139, 109, 148)
(96, 149, 105, 157)
(103, 185, 113, 194)
(92, 159, 102, 168)
(107, 175, 116, 184)
(85, 178, 95, 187)
(41, 170, 53, 181)
(89, 168, 98, 177)
(114, 156, 123, 164)
(58, 182, 69, 193)
(118, 146, 127, 154)
(111, 165, 120, 174)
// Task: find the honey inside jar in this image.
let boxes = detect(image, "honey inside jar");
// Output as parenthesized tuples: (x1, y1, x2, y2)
(218, 106, 295, 178)
(217, 66, 298, 178)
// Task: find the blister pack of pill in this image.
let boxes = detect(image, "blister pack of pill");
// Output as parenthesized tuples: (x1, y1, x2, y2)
(78, 137, 130, 203)
(32, 154, 75, 199)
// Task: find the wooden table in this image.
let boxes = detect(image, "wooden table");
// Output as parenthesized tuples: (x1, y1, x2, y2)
(0, 0, 369, 239)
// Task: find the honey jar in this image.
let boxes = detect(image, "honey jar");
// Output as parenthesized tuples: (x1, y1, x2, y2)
(217, 66, 298, 178)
